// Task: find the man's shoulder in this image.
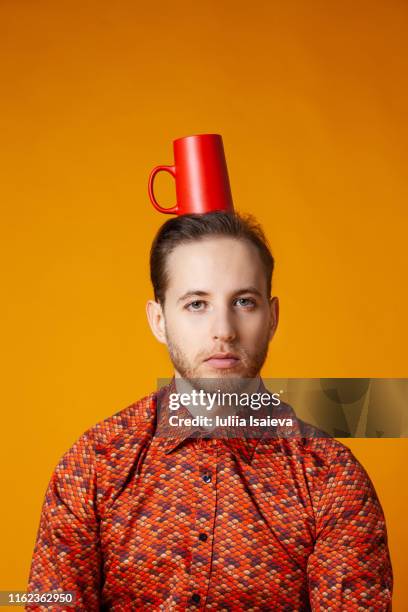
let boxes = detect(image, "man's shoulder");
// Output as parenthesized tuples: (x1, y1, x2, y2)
(63, 390, 159, 458)
(288, 429, 375, 493)
(270, 402, 356, 461)
(265, 426, 376, 503)
(299, 433, 359, 465)
(46, 391, 160, 516)
(266, 402, 368, 480)
(297, 418, 364, 468)
(91, 390, 158, 444)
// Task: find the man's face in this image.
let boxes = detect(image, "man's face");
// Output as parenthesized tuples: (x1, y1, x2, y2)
(147, 237, 279, 385)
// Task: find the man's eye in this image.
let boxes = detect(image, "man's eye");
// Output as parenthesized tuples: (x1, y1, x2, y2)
(186, 300, 206, 311)
(235, 297, 256, 308)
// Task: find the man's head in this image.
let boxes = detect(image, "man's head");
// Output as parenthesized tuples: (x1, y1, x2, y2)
(146, 212, 279, 383)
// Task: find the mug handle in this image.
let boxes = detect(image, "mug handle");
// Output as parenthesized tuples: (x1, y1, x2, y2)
(148, 165, 178, 214)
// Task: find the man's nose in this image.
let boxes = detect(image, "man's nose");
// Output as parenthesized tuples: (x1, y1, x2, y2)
(211, 307, 237, 342)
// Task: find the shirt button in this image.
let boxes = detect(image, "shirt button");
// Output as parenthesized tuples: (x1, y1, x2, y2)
(198, 532, 208, 541)
(191, 593, 201, 604)
(202, 473, 211, 483)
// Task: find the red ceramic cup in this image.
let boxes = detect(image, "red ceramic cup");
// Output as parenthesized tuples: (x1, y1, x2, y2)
(148, 134, 234, 215)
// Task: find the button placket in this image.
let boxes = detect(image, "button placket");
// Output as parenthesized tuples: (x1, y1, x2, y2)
(187, 445, 218, 609)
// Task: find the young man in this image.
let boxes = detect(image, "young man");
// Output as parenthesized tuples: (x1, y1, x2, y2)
(27, 212, 393, 610)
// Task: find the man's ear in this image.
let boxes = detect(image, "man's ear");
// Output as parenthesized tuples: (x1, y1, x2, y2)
(269, 296, 279, 341)
(146, 299, 167, 345)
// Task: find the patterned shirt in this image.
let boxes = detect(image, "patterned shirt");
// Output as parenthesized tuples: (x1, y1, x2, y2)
(26, 380, 393, 611)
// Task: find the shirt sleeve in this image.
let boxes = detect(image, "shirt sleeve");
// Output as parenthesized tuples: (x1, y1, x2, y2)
(306, 445, 393, 611)
(25, 430, 102, 611)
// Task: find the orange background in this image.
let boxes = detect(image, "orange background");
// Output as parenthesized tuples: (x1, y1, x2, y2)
(1, 0, 407, 608)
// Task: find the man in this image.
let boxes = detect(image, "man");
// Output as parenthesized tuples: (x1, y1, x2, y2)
(27, 211, 393, 610)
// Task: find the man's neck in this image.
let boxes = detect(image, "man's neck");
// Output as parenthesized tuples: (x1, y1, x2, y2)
(173, 375, 262, 418)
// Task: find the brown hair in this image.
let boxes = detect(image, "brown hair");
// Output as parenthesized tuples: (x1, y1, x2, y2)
(149, 211, 275, 304)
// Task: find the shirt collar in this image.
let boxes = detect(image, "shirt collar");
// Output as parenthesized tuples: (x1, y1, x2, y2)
(153, 377, 276, 465)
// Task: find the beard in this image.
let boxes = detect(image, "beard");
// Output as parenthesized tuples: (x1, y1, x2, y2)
(164, 323, 270, 395)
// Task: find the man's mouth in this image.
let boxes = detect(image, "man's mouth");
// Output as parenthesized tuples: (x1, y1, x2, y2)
(204, 353, 241, 369)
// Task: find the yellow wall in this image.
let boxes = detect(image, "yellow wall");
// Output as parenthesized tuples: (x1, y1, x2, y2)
(0, 0, 407, 608)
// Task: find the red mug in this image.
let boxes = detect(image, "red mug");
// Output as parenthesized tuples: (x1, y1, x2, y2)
(148, 134, 234, 215)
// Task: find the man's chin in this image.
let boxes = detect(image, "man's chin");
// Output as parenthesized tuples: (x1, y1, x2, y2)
(182, 367, 257, 394)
